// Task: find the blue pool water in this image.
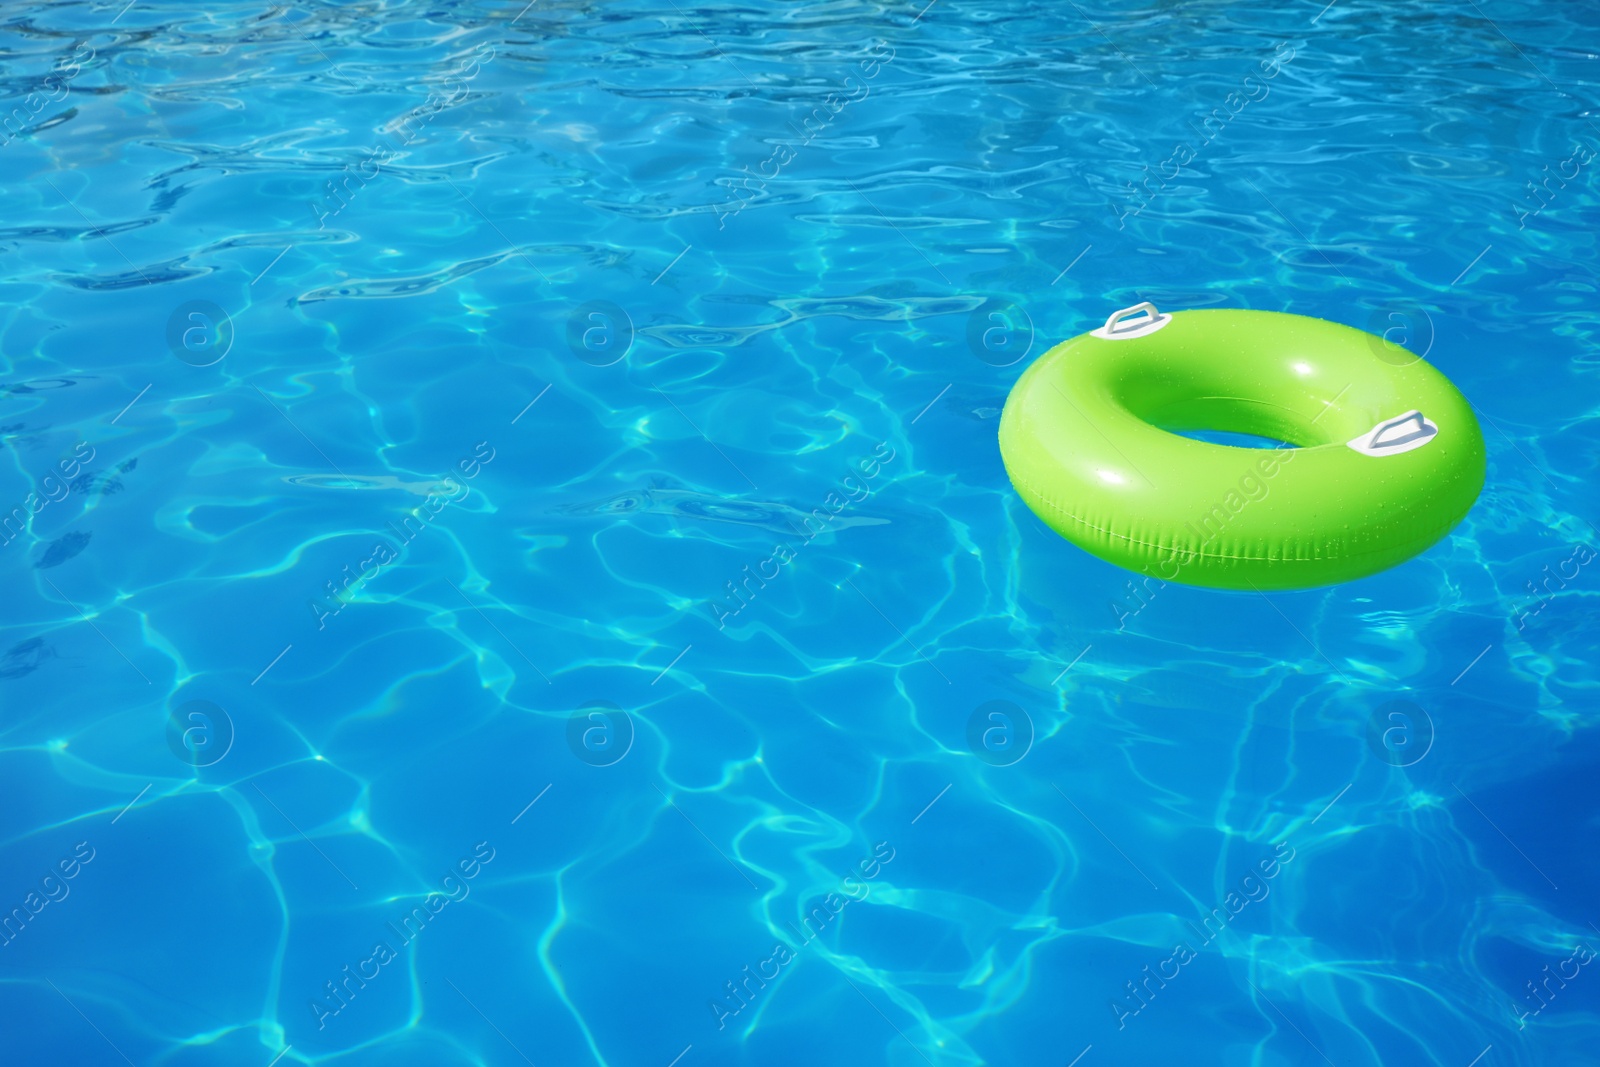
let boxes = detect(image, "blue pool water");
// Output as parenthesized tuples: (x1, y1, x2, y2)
(3, 1, 1598, 1064)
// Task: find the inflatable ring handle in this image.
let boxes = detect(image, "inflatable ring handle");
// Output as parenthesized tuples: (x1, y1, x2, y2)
(1347, 409, 1439, 456)
(1093, 301, 1170, 339)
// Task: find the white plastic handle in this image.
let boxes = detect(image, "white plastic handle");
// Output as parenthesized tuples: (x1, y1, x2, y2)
(1347, 409, 1438, 456)
(1105, 302, 1159, 332)
(1093, 301, 1170, 339)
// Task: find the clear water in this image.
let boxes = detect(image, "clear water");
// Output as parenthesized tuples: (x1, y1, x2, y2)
(3, 1, 1598, 1065)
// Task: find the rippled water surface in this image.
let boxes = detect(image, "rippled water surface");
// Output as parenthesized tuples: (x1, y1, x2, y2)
(3, 0, 1599, 1064)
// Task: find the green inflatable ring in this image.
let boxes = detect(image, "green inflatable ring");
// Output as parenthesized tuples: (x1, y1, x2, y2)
(998, 303, 1486, 590)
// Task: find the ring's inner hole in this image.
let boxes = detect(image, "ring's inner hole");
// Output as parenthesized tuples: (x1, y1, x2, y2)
(1164, 427, 1298, 450)
(1125, 395, 1334, 449)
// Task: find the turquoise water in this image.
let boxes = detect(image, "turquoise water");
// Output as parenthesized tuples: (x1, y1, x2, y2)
(3, 0, 1598, 1064)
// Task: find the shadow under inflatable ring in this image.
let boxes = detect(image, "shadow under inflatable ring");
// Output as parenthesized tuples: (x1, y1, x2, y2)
(997, 303, 1486, 590)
